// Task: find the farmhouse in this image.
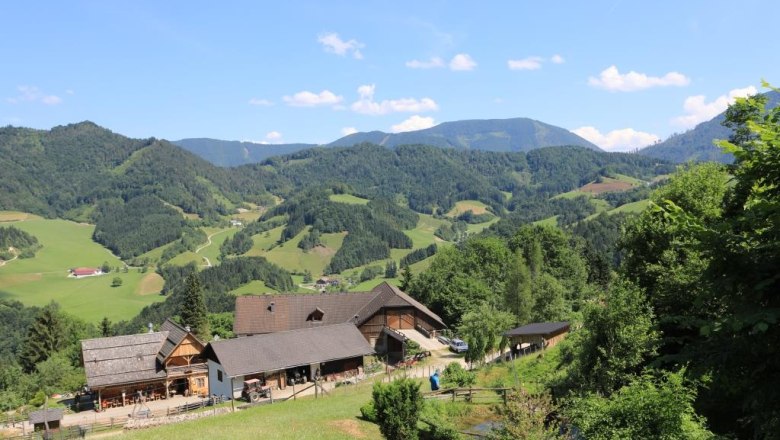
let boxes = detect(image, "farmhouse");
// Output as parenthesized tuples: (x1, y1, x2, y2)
(233, 282, 446, 358)
(204, 323, 374, 399)
(80, 319, 208, 410)
(503, 321, 570, 353)
(69, 267, 102, 277)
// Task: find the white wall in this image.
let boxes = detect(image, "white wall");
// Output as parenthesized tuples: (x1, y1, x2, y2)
(207, 359, 233, 399)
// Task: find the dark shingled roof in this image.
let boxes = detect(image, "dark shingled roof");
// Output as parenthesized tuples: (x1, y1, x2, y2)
(157, 318, 203, 364)
(81, 332, 168, 388)
(234, 282, 445, 335)
(29, 408, 63, 425)
(504, 322, 570, 337)
(206, 323, 374, 377)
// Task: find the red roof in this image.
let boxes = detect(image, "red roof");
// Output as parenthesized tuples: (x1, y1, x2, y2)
(72, 267, 99, 276)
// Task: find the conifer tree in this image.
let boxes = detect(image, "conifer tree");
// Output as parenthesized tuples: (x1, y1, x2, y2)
(180, 274, 210, 340)
(19, 303, 64, 372)
(504, 251, 533, 325)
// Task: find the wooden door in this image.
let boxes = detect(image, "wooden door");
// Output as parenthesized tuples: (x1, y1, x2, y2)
(387, 310, 400, 329)
(400, 311, 414, 329)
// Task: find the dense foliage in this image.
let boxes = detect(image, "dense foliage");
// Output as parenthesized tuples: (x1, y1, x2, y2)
(0, 226, 41, 259)
(372, 378, 424, 440)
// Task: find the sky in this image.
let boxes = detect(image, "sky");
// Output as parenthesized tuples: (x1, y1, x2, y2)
(2, 1, 778, 151)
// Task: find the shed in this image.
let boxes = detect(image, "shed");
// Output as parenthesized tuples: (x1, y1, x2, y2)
(503, 321, 570, 350)
(29, 408, 63, 431)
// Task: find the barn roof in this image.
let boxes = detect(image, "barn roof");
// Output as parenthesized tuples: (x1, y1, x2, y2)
(156, 318, 203, 364)
(233, 282, 444, 335)
(503, 322, 570, 337)
(29, 408, 63, 425)
(205, 323, 374, 378)
(81, 331, 168, 388)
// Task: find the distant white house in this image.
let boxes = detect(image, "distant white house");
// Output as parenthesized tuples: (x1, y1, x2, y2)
(230, 219, 243, 227)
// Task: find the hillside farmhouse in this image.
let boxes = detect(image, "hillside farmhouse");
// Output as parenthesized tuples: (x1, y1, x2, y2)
(233, 282, 446, 357)
(204, 323, 373, 399)
(503, 321, 570, 354)
(81, 319, 208, 410)
(69, 267, 102, 277)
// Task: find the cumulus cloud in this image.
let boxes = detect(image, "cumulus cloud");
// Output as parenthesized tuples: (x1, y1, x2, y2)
(283, 90, 343, 107)
(405, 57, 445, 69)
(341, 127, 358, 136)
(572, 126, 660, 152)
(508, 56, 543, 71)
(318, 32, 364, 59)
(6, 85, 62, 105)
(265, 131, 282, 141)
(551, 54, 565, 64)
(391, 115, 436, 133)
(449, 53, 477, 71)
(588, 65, 690, 92)
(350, 84, 438, 115)
(672, 86, 757, 128)
(248, 98, 274, 106)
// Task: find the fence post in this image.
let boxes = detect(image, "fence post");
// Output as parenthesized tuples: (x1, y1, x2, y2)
(502, 389, 507, 405)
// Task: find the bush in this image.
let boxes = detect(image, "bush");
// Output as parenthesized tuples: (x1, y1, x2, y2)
(442, 362, 476, 388)
(360, 401, 377, 423)
(373, 378, 424, 440)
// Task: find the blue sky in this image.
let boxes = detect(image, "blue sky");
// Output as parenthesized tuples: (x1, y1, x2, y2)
(2, 1, 778, 151)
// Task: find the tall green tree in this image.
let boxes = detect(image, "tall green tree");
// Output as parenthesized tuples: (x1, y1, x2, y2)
(19, 303, 64, 373)
(504, 251, 533, 325)
(180, 274, 210, 340)
(458, 303, 515, 363)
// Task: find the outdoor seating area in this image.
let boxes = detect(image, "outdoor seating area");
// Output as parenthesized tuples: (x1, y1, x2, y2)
(98, 388, 169, 411)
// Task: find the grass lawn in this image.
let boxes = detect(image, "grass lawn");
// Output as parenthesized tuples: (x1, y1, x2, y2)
(532, 216, 559, 227)
(329, 194, 370, 205)
(465, 216, 499, 234)
(609, 199, 650, 214)
(263, 229, 346, 276)
(197, 227, 238, 265)
(0, 217, 164, 322)
(230, 279, 277, 295)
(477, 344, 565, 394)
(124, 381, 382, 440)
(405, 215, 448, 248)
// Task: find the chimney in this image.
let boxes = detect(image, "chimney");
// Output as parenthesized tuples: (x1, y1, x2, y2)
(147, 323, 153, 333)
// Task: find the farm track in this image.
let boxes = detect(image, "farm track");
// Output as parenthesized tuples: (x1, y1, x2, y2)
(196, 229, 231, 267)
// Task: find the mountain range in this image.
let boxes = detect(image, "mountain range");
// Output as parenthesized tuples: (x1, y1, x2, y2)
(174, 117, 599, 167)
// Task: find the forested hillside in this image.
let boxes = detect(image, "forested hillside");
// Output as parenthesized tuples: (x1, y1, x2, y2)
(173, 138, 317, 167)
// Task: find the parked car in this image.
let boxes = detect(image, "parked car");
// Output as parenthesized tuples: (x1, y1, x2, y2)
(437, 335, 450, 345)
(449, 338, 468, 353)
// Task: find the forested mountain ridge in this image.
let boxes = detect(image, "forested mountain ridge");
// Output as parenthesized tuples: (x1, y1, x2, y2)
(173, 138, 317, 167)
(328, 117, 600, 151)
(173, 117, 599, 166)
(638, 90, 780, 163)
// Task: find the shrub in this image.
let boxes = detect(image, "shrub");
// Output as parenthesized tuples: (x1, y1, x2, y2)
(372, 378, 424, 440)
(360, 401, 377, 423)
(443, 362, 476, 388)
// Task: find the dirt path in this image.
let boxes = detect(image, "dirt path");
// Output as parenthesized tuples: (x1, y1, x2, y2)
(0, 248, 18, 267)
(196, 229, 230, 268)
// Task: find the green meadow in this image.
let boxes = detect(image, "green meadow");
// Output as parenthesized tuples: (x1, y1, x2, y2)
(0, 216, 164, 322)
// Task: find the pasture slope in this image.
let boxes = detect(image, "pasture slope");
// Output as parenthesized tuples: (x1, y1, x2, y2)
(0, 213, 164, 322)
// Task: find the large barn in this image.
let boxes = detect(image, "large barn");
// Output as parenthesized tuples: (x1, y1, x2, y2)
(203, 323, 374, 399)
(81, 319, 207, 409)
(233, 282, 446, 358)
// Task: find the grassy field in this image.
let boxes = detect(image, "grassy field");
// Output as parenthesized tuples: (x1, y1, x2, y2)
(446, 200, 491, 217)
(329, 194, 370, 205)
(532, 216, 559, 227)
(466, 216, 500, 234)
(230, 279, 277, 295)
(260, 228, 347, 276)
(609, 199, 650, 214)
(0, 216, 165, 322)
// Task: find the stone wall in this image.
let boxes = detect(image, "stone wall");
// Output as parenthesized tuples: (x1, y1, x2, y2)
(124, 407, 232, 430)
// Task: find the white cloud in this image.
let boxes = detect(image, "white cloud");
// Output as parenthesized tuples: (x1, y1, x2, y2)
(317, 32, 364, 59)
(283, 90, 343, 107)
(405, 57, 445, 69)
(341, 127, 358, 136)
(391, 115, 436, 133)
(672, 86, 757, 128)
(248, 98, 274, 106)
(572, 126, 660, 152)
(508, 56, 543, 71)
(449, 53, 477, 71)
(588, 65, 690, 92)
(350, 84, 439, 115)
(551, 54, 565, 64)
(265, 131, 282, 141)
(65, 89, 75, 95)
(7, 85, 62, 105)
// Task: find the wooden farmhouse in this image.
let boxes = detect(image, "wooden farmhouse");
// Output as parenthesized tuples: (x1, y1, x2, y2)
(80, 319, 208, 410)
(233, 282, 446, 360)
(503, 321, 570, 353)
(204, 323, 374, 399)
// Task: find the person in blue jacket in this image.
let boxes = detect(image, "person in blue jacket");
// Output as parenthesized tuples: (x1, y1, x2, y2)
(429, 370, 440, 391)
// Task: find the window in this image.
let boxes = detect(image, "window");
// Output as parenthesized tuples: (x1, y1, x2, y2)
(217, 370, 223, 382)
(196, 378, 205, 388)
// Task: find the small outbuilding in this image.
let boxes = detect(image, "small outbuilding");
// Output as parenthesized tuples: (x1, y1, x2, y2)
(29, 408, 63, 432)
(503, 321, 570, 352)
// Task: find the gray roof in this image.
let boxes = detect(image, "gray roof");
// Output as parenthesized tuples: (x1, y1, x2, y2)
(29, 408, 63, 424)
(234, 282, 445, 335)
(81, 332, 168, 388)
(504, 322, 570, 337)
(206, 323, 374, 378)
(157, 318, 202, 364)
